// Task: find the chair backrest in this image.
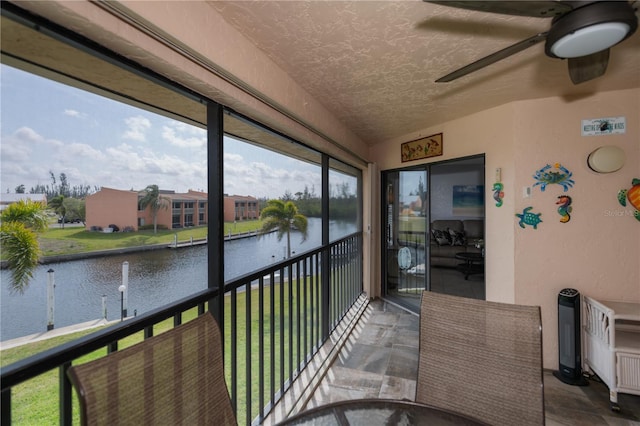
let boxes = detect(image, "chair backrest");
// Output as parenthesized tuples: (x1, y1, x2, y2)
(416, 292, 544, 426)
(68, 312, 237, 426)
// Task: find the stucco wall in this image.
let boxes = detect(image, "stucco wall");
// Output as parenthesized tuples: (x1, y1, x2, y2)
(512, 88, 640, 369)
(86, 187, 139, 231)
(371, 88, 639, 369)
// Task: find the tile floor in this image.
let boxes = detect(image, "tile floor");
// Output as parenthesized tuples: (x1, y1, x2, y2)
(305, 299, 640, 425)
(389, 266, 486, 311)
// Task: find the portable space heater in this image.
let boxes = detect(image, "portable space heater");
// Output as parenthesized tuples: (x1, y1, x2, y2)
(553, 288, 588, 386)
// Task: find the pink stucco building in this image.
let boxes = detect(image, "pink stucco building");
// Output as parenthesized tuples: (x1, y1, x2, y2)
(223, 195, 260, 222)
(86, 188, 257, 231)
(85, 187, 139, 231)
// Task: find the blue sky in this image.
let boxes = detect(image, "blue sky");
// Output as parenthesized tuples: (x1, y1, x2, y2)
(0, 64, 334, 199)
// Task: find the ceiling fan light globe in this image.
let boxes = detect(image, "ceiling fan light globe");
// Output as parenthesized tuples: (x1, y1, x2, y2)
(551, 22, 630, 58)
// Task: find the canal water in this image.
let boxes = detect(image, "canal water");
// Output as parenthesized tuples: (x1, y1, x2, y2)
(0, 218, 356, 341)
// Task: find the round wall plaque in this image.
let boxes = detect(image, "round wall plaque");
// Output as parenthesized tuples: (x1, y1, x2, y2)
(587, 145, 625, 173)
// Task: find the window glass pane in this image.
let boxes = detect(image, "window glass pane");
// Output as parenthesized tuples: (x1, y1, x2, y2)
(329, 158, 360, 241)
(0, 59, 207, 341)
(223, 113, 323, 280)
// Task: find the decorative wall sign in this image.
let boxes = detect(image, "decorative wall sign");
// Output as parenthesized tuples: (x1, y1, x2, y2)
(618, 178, 640, 222)
(581, 117, 626, 136)
(533, 163, 574, 192)
(401, 133, 442, 162)
(516, 207, 542, 229)
(556, 195, 572, 223)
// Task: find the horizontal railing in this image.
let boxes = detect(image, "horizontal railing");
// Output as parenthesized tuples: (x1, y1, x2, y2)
(0, 232, 363, 426)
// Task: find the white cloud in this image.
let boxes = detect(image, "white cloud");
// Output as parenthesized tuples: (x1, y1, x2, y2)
(105, 144, 147, 172)
(161, 124, 206, 149)
(1, 127, 66, 164)
(98, 143, 206, 192)
(1, 135, 32, 162)
(13, 126, 43, 143)
(122, 116, 151, 142)
(223, 153, 321, 199)
(1, 70, 333, 197)
(64, 142, 107, 161)
(64, 109, 85, 118)
(224, 152, 243, 164)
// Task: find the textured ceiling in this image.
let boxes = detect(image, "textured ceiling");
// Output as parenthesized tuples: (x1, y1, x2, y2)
(208, 1, 640, 146)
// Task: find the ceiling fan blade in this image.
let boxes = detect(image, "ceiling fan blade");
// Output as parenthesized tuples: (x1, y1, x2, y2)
(436, 32, 548, 82)
(567, 49, 610, 84)
(425, 1, 572, 17)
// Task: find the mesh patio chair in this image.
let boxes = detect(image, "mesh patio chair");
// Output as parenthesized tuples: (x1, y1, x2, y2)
(416, 291, 544, 426)
(67, 312, 237, 426)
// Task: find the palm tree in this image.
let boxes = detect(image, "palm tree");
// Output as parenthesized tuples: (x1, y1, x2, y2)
(0, 199, 49, 293)
(138, 184, 170, 234)
(259, 199, 308, 258)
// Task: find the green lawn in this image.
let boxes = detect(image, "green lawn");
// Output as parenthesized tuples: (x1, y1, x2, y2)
(1, 275, 320, 425)
(1, 314, 194, 424)
(30, 220, 263, 257)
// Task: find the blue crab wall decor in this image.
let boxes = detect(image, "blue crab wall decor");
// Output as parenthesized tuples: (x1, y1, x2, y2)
(533, 163, 574, 192)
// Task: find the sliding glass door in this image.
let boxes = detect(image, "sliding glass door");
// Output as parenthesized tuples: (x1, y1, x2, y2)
(382, 155, 486, 311)
(383, 169, 429, 309)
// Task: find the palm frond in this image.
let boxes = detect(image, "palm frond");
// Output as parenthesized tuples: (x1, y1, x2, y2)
(0, 222, 40, 294)
(292, 215, 309, 242)
(1, 199, 49, 232)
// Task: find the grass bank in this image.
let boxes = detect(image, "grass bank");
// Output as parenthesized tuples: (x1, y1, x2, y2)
(1, 278, 312, 425)
(0, 309, 203, 424)
(33, 220, 263, 258)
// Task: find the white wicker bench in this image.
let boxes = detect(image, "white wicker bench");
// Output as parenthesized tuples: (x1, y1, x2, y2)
(582, 296, 640, 411)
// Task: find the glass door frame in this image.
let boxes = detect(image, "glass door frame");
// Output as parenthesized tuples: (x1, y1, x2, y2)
(381, 154, 486, 312)
(381, 166, 430, 311)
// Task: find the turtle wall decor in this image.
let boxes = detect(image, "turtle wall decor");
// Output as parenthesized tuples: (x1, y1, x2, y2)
(618, 178, 640, 222)
(516, 206, 542, 229)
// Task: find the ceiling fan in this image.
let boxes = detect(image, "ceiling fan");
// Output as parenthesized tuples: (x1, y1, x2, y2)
(427, 1, 638, 84)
